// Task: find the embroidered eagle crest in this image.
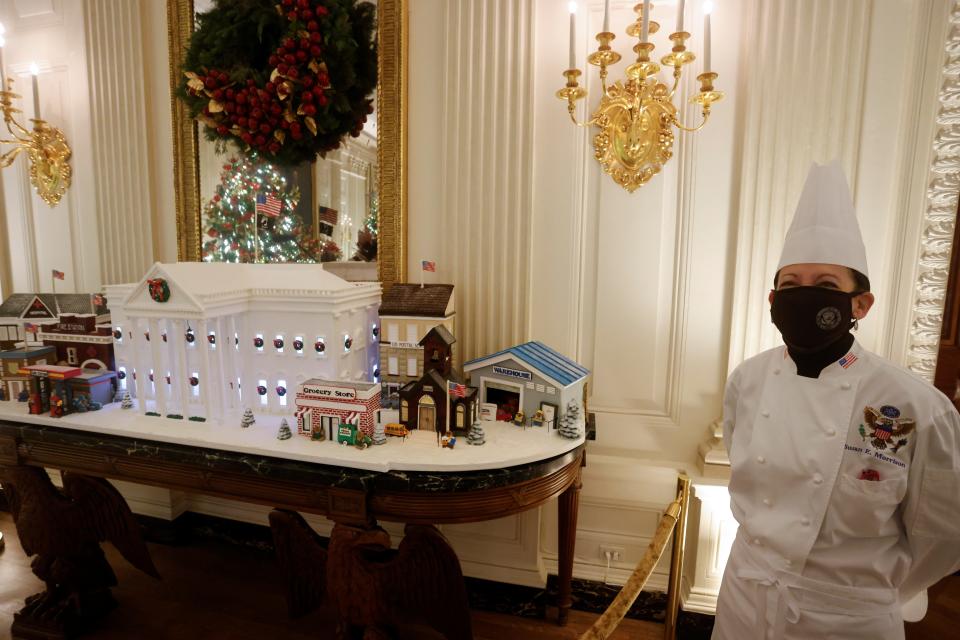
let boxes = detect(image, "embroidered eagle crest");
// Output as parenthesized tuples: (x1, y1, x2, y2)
(862, 405, 914, 453)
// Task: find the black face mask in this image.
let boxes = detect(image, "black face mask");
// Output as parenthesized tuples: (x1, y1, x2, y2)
(770, 286, 860, 354)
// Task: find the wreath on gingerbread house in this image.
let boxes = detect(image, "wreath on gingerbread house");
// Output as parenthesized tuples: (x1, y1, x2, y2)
(178, 0, 377, 167)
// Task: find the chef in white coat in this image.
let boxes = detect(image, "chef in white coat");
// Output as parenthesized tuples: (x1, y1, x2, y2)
(713, 162, 960, 640)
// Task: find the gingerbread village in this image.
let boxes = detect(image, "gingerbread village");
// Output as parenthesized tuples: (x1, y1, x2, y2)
(0, 263, 589, 448)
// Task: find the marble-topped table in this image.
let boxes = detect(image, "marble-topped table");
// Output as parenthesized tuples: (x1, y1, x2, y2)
(0, 401, 594, 635)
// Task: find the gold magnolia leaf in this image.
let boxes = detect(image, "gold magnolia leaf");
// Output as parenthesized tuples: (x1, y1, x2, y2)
(284, 111, 296, 123)
(296, 103, 306, 116)
(298, 30, 310, 39)
(308, 59, 320, 74)
(208, 99, 224, 113)
(270, 68, 280, 83)
(184, 71, 200, 80)
(274, 130, 286, 143)
(187, 78, 205, 92)
(304, 116, 317, 136)
(199, 115, 218, 128)
(277, 81, 292, 99)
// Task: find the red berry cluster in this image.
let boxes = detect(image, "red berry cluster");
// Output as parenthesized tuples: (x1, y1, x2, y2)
(187, 0, 333, 159)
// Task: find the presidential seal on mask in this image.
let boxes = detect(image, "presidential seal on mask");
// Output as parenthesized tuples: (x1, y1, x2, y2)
(712, 162, 960, 640)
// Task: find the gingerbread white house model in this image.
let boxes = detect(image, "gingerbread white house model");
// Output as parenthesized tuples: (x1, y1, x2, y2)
(105, 263, 381, 421)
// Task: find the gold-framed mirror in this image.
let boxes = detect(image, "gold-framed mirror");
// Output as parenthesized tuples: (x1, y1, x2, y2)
(166, 0, 406, 288)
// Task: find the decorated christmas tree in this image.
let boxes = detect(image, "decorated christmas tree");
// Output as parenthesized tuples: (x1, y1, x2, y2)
(277, 418, 293, 440)
(352, 196, 378, 261)
(466, 419, 486, 445)
(120, 392, 133, 410)
(241, 407, 256, 428)
(202, 154, 325, 263)
(558, 401, 583, 440)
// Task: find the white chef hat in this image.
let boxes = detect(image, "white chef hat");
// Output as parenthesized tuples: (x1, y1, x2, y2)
(776, 161, 869, 278)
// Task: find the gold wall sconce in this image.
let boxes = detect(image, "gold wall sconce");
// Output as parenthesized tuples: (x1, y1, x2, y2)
(557, 1, 723, 193)
(0, 52, 72, 207)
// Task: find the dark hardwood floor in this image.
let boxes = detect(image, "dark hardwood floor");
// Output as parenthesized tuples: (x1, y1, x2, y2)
(2, 509, 957, 639)
(0, 512, 660, 640)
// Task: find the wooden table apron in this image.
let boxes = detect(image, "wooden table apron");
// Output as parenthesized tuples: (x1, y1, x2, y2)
(0, 421, 584, 526)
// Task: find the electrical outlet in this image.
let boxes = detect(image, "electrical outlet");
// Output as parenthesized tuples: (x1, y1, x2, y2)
(599, 544, 625, 562)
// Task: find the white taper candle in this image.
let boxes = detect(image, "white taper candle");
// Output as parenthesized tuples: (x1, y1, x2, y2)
(603, 0, 611, 33)
(641, 0, 651, 42)
(30, 62, 40, 120)
(569, 2, 577, 69)
(703, 2, 713, 71)
(677, 0, 686, 32)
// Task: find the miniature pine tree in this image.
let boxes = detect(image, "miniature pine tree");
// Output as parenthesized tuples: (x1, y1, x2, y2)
(467, 419, 486, 445)
(241, 407, 256, 428)
(120, 392, 133, 410)
(277, 418, 293, 440)
(372, 421, 386, 445)
(558, 401, 583, 440)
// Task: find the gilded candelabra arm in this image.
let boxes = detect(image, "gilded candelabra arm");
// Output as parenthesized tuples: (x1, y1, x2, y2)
(671, 108, 711, 132)
(588, 32, 622, 95)
(556, 68, 589, 126)
(674, 71, 724, 131)
(661, 32, 695, 100)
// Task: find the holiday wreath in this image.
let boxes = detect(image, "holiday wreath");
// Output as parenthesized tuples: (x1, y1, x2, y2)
(178, 0, 377, 166)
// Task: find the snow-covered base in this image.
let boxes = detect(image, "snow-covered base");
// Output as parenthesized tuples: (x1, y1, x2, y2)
(0, 400, 585, 472)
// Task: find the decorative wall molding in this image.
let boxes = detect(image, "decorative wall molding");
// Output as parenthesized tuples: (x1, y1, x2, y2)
(904, 1, 960, 380)
(440, 0, 535, 361)
(726, 0, 874, 369)
(83, 0, 155, 284)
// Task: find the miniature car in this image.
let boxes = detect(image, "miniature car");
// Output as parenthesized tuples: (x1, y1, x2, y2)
(513, 410, 526, 426)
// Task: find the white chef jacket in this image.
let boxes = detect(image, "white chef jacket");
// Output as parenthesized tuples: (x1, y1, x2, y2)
(712, 340, 960, 640)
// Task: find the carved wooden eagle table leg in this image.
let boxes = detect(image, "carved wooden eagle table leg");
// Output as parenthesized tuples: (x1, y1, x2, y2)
(270, 509, 473, 640)
(1, 466, 160, 639)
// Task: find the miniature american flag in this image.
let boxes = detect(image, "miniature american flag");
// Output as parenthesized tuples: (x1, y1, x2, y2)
(422, 260, 436, 272)
(24, 322, 38, 333)
(256, 193, 282, 218)
(52, 269, 65, 280)
(448, 381, 466, 397)
(92, 293, 105, 307)
(839, 353, 858, 369)
(318, 205, 338, 225)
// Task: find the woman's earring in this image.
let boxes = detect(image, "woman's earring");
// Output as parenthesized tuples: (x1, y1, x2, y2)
(853, 318, 860, 331)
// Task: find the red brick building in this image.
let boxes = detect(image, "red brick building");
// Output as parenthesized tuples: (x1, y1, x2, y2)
(37, 314, 115, 371)
(294, 379, 381, 441)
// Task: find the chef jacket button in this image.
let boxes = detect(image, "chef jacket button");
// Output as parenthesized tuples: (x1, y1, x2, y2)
(841, 382, 852, 390)
(801, 517, 810, 526)
(761, 410, 770, 418)
(762, 498, 772, 506)
(826, 428, 837, 437)
(753, 538, 762, 546)
(785, 559, 793, 568)
(756, 455, 766, 464)
(813, 473, 823, 484)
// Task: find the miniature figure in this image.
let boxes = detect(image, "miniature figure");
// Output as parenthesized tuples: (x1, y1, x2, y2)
(241, 407, 256, 428)
(50, 393, 64, 418)
(277, 419, 293, 440)
(513, 410, 526, 427)
(441, 431, 456, 449)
